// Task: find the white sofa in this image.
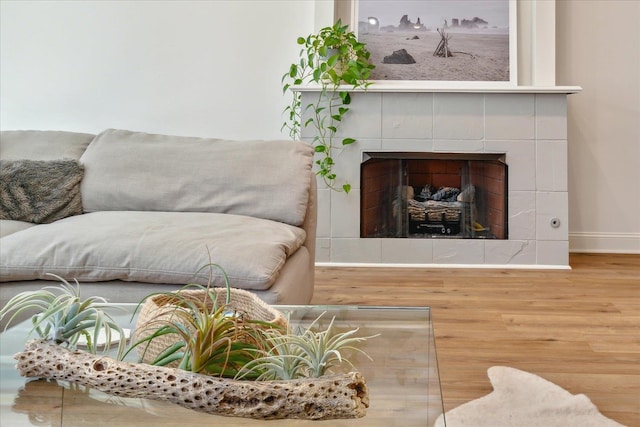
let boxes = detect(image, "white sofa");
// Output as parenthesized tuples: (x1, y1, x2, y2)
(0, 129, 317, 320)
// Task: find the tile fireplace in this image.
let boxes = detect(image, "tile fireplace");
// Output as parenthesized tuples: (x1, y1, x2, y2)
(299, 88, 577, 267)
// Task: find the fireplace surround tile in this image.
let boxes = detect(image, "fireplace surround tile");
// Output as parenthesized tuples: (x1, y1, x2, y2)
(485, 240, 537, 264)
(332, 238, 381, 263)
(316, 238, 331, 262)
(535, 95, 568, 140)
(382, 93, 434, 139)
(433, 139, 485, 153)
(381, 239, 435, 264)
(536, 191, 568, 241)
(537, 140, 568, 191)
(316, 188, 331, 237)
(485, 94, 535, 140)
(433, 239, 485, 264)
(537, 240, 569, 266)
(508, 191, 537, 240)
(301, 92, 383, 140)
(335, 93, 382, 139)
(433, 93, 484, 140)
(330, 189, 360, 238)
(380, 138, 435, 152)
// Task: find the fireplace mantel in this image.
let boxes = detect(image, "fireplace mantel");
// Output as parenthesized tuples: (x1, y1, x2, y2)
(292, 83, 582, 94)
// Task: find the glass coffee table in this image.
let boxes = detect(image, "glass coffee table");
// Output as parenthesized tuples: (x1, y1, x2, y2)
(0, 305, 446, 426)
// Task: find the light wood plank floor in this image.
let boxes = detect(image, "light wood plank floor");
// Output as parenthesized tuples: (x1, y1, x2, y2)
(311, 253, 640, 427)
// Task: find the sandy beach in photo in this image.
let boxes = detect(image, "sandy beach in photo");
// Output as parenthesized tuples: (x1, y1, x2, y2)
(360, 29, 510, 82)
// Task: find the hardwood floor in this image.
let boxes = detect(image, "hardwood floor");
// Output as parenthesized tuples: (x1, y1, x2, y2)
(311, 253, 640, 426)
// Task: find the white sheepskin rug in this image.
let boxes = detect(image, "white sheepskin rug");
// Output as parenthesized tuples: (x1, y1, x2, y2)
(435, 366, 627, 427)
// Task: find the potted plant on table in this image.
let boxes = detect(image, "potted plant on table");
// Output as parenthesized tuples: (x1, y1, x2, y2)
(282, 19, 375, 193)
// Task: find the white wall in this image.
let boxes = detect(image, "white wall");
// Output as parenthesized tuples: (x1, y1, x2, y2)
(556, 0, 640, 253)
(0, 0, 318, 139)
(2, 0, 638, 253)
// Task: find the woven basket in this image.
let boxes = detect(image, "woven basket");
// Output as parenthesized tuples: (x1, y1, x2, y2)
(133, 287, 287, 365)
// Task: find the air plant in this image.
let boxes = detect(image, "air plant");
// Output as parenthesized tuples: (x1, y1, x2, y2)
(292, 314, 378, 378)
(235, 329, 307, 381)
(237, 313, 378, 381)
(126, 284, 276, 378)
(125, 263, 281, 378)
(0, 274, 126, 358)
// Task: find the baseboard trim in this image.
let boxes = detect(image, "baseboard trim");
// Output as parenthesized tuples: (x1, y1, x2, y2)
(569, 232, 640, 254)
(315, 262, 571, 270)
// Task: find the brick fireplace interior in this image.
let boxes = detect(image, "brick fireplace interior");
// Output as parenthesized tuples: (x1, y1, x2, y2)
(361, 153, 507, 240)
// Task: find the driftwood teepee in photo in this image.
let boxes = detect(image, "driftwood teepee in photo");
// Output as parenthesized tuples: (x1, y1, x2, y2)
(433, 28, 453, 57)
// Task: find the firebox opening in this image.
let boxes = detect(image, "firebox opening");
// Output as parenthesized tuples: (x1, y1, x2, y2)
(361, 152, 508, 240)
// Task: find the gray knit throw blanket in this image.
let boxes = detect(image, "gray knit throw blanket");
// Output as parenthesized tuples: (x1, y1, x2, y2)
(0, 159, 84, 223)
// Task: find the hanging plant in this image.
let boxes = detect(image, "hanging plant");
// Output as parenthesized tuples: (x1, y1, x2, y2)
(282, 20, 375, 193)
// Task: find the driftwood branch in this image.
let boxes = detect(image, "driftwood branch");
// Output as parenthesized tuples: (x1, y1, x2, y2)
(14, 339, 369, 420)
(434, 28, 453, 57)
(451, 51, 476, 59)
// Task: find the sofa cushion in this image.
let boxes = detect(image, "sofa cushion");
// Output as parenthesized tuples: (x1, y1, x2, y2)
(0, 220, 34, 238)
(0, 159, 84, 223)
(0, 211, 306, 290)
(80, 129, 314, 226)
(0, 130, 95, 161)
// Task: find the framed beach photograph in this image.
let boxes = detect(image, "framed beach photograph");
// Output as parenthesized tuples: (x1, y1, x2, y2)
(353, 0, 517, 85)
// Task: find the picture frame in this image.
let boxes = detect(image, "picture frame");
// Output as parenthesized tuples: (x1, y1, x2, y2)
(347, 0, 517, 87)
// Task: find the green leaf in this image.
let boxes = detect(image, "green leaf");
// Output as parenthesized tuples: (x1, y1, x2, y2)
(154, 351, 185, 367)
(153, 341, 186, 365)
(288, 64, 297, 78)
(63, 309, 95, 331)
(314, 145, 326, 153)
(342, 138, 356, 145)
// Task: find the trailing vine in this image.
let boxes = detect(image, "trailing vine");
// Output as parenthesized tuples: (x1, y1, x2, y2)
(282, 20, 374, 193)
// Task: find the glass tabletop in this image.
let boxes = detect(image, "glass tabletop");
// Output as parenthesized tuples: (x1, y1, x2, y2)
(0, 304, 445, 426)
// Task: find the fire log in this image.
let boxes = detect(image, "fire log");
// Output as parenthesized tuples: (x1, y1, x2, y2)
(14, 339, 369, 420)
